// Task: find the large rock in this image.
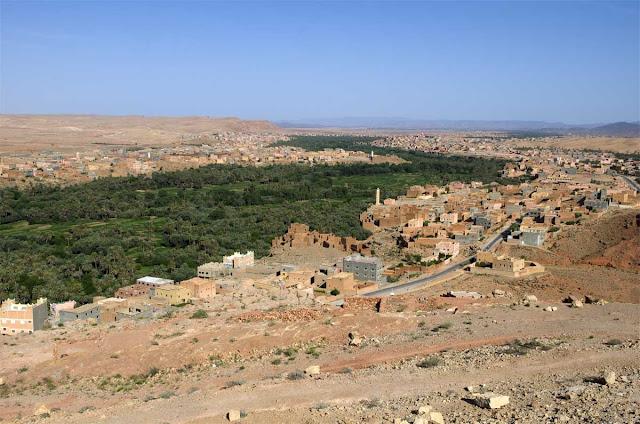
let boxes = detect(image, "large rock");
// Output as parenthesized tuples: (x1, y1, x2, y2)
(470, 392, 510, 409)
(571, 300, 584, 308)
(417, 405, 432, 415)
(429, 411, 445, 424)
(602, 371, 616, 385)
(304, 365, 320, 376)
(227, 409, 241, 421)
(492, 289, 506, 298)
(524, 294, 537, 303)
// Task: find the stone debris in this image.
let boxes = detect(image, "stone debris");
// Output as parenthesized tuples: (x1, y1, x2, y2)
(469, 392, 510, 409)
(558, 385, 587, 400)
(445, 290, 481, 299)
(304, 365, 320, 376)
(227, 409, 241, 421)
(235, 308, 321, 322)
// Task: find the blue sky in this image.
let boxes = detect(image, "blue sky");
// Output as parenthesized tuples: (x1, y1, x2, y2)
(1, 1, 638, 123)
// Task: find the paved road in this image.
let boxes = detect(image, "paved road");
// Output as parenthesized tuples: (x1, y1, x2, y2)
(621, 175, 640, 192)
(363, 224, 511, 297)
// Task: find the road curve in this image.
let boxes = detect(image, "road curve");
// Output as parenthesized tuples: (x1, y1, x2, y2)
(363, 224, 511, 297)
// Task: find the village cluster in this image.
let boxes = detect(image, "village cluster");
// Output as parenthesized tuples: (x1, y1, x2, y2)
(0, 131, 398, 187)
(3, 146, 637, 336)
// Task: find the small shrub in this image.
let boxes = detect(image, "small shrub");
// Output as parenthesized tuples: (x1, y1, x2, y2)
(360, 398, 382, 408)
(416, 357, 441, 368)
(431, 321, 453, 332)
(287, 370, 305, 380)
(224, 380, 245, 388)
(18, 367, 28, 373)
(271, 358, 281, 365)
(190, 309, 208, 319)
(330, 288, 340, 296)
(604, 338, 623, 346)
(159, 391, 175, 399)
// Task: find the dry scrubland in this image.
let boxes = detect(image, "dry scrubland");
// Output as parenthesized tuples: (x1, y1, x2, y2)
(0, 115, 280, 153)
(1, 209, 639, 423)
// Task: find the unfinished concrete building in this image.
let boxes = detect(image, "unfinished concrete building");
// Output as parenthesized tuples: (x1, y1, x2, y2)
(343, 253, 384, 282)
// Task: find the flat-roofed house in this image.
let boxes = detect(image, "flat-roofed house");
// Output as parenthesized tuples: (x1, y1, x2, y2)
(136, 276, 175, 296)
(179, 277, 216, 299)
(154, 285, 191, 306)
(325, 272, 357, 295)
(1, 298, 48, 335)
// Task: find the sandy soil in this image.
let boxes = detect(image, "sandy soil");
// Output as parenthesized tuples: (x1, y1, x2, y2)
(0, 115, 281, 153)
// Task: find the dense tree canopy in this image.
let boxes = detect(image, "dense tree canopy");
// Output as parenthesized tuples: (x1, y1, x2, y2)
(0, 138, 512, 304)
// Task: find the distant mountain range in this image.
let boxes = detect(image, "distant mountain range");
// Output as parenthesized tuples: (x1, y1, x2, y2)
(277, 117, 640, 137)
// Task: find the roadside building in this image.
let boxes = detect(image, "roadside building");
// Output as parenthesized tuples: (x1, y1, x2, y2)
(0, 298, 49, 335)
(325, 272, 357, 295)
(343, 254, 384, 282)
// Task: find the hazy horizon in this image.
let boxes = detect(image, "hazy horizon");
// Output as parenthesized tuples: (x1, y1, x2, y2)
(1, 1, 639, 122)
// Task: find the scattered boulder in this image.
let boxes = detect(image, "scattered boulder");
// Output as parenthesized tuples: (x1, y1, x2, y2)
(304, 365, 320, 376)
(543, 306, 558, 312)
(585, 295, 608, 305)
(563, 294, 581, 304)
(33, 405, 50, 417)
(571, 300, 584, 308)
(492, 289, 506, 298)
(227, 409, 241, 422)
(602, 371, 616, 385)
(469, 392, 510, 409)
(0, 377, 5, 386)
(348, 331, 363, 346)
(524, 294, 537, 303)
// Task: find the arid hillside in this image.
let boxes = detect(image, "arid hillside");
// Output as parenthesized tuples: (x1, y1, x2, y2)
(0, 115, 282, 153)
